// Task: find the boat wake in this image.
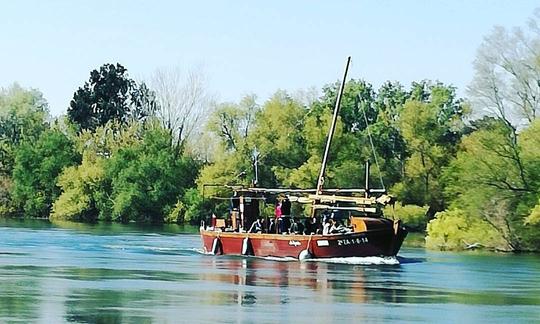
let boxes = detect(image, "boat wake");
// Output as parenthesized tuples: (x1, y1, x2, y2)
(257, 255, 399, 265)
(103, 244, 200, 255)
(195, 248, 399, 265)
(307, 256, 399, 265)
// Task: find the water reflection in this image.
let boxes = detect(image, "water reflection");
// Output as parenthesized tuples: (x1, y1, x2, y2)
(0, 274, 41, 322)
(1, 220, 540, 323)
(196, 256, 372, 306)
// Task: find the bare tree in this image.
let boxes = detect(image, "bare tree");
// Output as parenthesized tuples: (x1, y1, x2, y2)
(149, 66, 213, 155)
(468, 9, 540, 128)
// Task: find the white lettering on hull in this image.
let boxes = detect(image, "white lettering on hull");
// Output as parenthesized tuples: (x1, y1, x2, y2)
(337, 237, 369, 246)
(288, 240, 301, 246)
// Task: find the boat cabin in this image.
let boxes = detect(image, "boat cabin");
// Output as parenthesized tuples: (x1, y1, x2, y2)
(207, 187, 394, 235)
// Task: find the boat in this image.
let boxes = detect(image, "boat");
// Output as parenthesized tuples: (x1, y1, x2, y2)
(200, 57, 407, 260)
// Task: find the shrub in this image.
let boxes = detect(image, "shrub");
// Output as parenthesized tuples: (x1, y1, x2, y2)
(384, 204, 428, 231)
(426, 209, 507, 251)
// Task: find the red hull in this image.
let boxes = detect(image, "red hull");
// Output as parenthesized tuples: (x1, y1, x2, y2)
(200, 226, 407, 259)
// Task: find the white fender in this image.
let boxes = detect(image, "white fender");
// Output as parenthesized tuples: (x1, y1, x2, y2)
(211, 237, 221, 255)
(298, 249, 312, 261)
(241, 237, 251, 255)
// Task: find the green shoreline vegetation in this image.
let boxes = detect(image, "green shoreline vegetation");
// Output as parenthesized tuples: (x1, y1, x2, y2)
(1, 13, 540, 252)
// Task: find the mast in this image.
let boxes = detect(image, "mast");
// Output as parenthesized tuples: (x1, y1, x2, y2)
(364, 160, 370, 198)
(316, 56, 352, 195)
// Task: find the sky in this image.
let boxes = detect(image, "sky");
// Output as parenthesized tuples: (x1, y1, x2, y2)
(0, 0, 538, 116)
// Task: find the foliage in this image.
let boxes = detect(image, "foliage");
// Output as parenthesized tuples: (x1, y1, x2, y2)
(51, 154, 105, 222)
(0, 176, 15, 216)
(396, 82, 469, 217)
(0, 84, 50, 216)
(384, 204, 429, 231)
(11, 130, 80, 218)
(0, 84, 50, 210)
(180, 188, 210, 224)
(426, 209, 507, 251)
(103, 126, 199, 223)
(165, 200, 186, 224)
(68, 63, 156, 131)
(441, 119, 540, 251)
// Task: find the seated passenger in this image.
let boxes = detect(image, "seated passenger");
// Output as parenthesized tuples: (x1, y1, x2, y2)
(322, 219, 332, 235)
(289, 217, 305, 234)
(249, 219, 262, 233)
(330, 219, 349, 234)
(289, 219, 298, 234)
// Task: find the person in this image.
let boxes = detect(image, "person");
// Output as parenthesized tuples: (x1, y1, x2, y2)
(268, 218, 276, 234)
(296, 218, 305, 234)
(303, 218, 312, 235)
(289, 217, 305, 234)
(322, 218, 332, 235)
(249, 218, 262, 233)
(312, 216, 321, 234)
(275, 201, 282, 233)
(330, 219, 349, 234)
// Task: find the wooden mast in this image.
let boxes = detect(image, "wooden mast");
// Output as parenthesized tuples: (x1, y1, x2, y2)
(316, 56, 352, 195)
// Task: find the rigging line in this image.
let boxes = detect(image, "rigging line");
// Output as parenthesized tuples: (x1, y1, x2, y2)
(359, 97, 386, 191)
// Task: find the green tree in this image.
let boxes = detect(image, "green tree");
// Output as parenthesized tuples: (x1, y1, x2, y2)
(438, 119, 540, 251)
(426, 209, 506, 251)
(11, 130, 80, 218)
(103, 127, 199, 223)
(68, 63, 156, 131)
(0, 84, 49, 174)
(395, 82, 468, 217)
(249, 92, 308, 187)
(0, 84, 50, 216)
(51, 153, 105, 222)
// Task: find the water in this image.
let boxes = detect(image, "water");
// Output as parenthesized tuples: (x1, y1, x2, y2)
(0, 220, 539, 323)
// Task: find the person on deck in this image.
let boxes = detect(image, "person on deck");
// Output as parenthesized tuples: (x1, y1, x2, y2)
(330, 219, 349, 234)
(294, 218, 305, 234)
(322, 218, 332, 235)
(268, 218, 276, 234)
(249, 218, 262, 233)
(289, 217, 303, 234)
(275, 201, 283, 233)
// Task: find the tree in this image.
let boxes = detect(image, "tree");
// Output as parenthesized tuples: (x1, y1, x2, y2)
(149, 66, 213, 156)
(0, 84, 49, 174)
(440, 119, 540, 251)
(68, 63, 156, 131)
(0, 84, 50, 216)
(248, 92, 308, 187)
(103, 127, 199, 223)
(468, 9, 540, 128)
(51, 153, 105, 222)
(11, 129, 80, 218)
(395, 82, 468, 217)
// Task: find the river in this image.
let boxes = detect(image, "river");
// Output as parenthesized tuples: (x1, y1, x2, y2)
(0, 219, 539, 323)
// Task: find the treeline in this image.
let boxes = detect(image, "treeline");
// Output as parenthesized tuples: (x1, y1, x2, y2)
(1, 13, 540, 251)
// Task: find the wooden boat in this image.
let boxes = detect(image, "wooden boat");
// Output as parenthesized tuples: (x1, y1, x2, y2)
(200, 187, 407, 259)
(200, 57, 407, 260)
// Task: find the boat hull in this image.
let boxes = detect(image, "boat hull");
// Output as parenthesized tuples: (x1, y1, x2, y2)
(200, 225, 407, 259)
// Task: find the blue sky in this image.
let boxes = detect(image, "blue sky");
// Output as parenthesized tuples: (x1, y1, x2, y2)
(0, 0, 538, 116)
